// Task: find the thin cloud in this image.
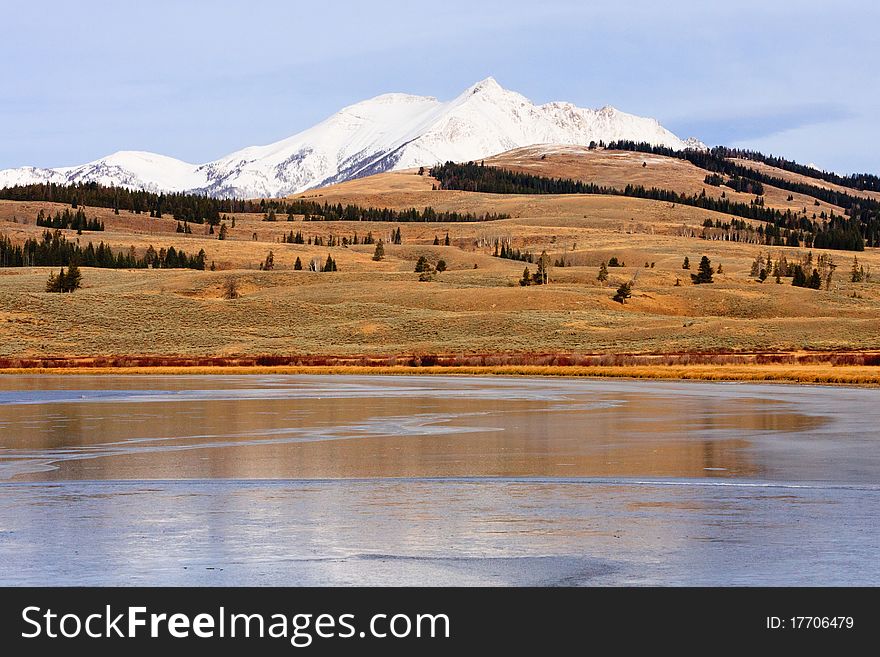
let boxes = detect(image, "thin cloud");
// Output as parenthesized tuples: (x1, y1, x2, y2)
(668, 104, 854, 146)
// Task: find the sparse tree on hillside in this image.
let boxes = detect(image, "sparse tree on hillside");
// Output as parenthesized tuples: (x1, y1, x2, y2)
(520, 267, 532, 287)
(45, 269, 63, 293)
(262, 251, 275, 271)
(444, 232, 451, 246)
(533, 251, 550, 285)
(372, 240, 385, 261)
(613, 281, 633, 304)
(851, 256, 864, 283)
(294, 256, 303, 270)
(597, 261, 608, 283)
(690, 256, 714, 284)
(415, 255, 431, 273)
(433, 235, 440, 245)
(436, 259, 447, 273)
(222, 278, 239, 299)
(60, 262, 82, 292)
(218, 223, 228, 240)
(682, 256, 690, 270)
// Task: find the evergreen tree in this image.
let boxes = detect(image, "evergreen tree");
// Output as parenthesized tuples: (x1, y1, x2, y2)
(519, 267, 532, 287)
(613, 281, 633, 303)
(433, 235, 440, 245)
(436, 259, 447, 272)
(809, 268, 822, 289)
(294, 257, 303, 270)
(690, 256, 714, 284)
(597, 261, 609, 282)
(414, 255, 431, 273)
(262, 251, 275, 271)
(682, 256, 690, 270)
(444, 232, 451, 246)
(372, 240, 385, 261)
(533, 251, 549, 285)
(63, 262, 82, 292)
(45, 269, 63, 293)
(218, 223, 228, 240)
(851, 256, 863, 282)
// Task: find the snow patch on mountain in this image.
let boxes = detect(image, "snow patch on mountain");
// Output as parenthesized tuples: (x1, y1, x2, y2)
(0, 77, 704, 198)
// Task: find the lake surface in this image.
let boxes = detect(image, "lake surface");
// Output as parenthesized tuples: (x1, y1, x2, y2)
(0, 375, 877, 585)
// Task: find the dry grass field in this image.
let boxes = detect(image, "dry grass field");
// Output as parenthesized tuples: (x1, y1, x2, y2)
(1, 147, 878, 381)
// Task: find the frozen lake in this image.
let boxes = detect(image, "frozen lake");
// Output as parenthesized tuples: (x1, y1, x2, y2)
(0, 375, 878, 585)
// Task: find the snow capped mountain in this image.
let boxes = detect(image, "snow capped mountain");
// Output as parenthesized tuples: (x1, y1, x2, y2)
(0, 77, 704, 198)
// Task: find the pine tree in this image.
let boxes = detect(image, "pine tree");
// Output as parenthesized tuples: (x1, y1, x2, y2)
(433, 235, 440, 245)
(262, 251, 275, 271)
(597, 261, 608, 283)
(613, 281, 633, 303)
(372, 240, 385, 261)
(682, 256, 690, 270)
(218, 223, 228, 240)
(520, 267, 532, 287)
(414, 255, 431, 273)
(533, 251, 549, 285)
(690, 256, 714, 284)
(436, 259, 447, 272)
(294, 257, 302, 270)
(809, 268, 822, 289)
(851, 256, 863, 282)
(45, 269, 63, 293)
(444, 232, 451, 246)
(63, 262, 82, 292)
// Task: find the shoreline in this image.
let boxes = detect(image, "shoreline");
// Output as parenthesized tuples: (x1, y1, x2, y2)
(1, 363, 879, 385)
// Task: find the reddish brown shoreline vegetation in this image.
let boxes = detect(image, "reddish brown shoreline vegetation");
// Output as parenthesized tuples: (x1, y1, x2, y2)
(3, 350, 879, 370)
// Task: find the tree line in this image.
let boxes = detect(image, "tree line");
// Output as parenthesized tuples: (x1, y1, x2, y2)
(430, 161, 867, 251)
(281, 199, 510, 223)
(35, 208, 104, 231)
(605, 141, 880, 247)
(712, 147, 880, 193)
(0, 230, 206, 270)
(0, 182, 261, 224)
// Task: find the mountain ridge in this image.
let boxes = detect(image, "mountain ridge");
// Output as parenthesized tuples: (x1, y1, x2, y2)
(0, 77, 705, 198)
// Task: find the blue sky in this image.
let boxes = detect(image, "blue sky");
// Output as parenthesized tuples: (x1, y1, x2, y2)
(2, 0, 878, 173)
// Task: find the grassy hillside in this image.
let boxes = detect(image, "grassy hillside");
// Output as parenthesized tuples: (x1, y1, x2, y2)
(0, 147, 878, 376)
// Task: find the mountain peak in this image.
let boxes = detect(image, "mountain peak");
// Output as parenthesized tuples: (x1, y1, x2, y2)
(0, 79, 697, 197)
(467, 76, 503, 95)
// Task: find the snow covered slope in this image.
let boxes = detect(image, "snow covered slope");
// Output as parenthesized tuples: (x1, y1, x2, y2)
(0, 77, 704, 198)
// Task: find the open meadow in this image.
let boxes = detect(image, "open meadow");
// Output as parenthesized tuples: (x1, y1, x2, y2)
(1, 148, 878, 382)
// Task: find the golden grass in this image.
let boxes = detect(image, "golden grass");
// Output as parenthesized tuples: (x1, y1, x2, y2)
(1, 363, 877, 385)
(2, 148, 879, 363)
